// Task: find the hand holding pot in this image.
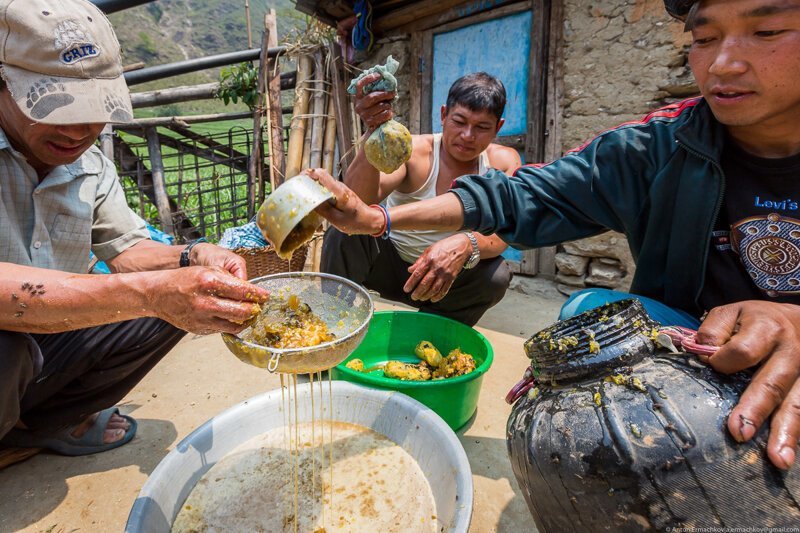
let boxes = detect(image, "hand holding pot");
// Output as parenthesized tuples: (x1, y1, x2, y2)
(307, 168, 385, 236)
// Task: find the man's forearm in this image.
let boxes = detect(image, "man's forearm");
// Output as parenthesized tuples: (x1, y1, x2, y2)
(388, 192, 465, 231)
(343, 134, 381, 204)
(1, 263, 155, 333)
(474, 233, 508, 259)
(106, 239, 184, 273)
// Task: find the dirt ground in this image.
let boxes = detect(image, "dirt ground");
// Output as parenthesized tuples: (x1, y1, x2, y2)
(0, 277, 565, 533)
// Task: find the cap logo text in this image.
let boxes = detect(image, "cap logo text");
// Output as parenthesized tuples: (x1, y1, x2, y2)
(61, 43, 100, 64)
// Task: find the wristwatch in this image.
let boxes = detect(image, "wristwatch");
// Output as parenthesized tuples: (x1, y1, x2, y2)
(463, 232, 480, 270)
(180, 237, 207, 267)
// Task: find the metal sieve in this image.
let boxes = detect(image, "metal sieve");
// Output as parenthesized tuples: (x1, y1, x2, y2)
(221, 272, 373, 374)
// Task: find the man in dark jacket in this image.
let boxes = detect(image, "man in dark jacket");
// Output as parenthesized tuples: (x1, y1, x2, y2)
(311, 0, 800, 471)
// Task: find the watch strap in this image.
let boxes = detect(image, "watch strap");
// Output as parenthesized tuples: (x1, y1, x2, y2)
(180, 237, 207, 267)
(463, 232, 480, 269)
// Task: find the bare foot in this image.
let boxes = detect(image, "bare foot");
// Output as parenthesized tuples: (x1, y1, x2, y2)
(71, 412, 130, 444)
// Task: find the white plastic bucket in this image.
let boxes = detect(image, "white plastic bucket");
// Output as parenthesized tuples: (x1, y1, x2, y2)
(126, 381, 473, 532)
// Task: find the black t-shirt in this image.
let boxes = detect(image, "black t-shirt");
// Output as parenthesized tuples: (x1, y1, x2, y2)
(699, 138, 800, 313)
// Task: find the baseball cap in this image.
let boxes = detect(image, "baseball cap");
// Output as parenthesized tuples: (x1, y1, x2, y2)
(0, 0, 133, 125)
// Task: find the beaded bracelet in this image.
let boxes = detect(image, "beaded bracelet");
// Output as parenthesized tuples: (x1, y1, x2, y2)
(368, 204, 391, 240)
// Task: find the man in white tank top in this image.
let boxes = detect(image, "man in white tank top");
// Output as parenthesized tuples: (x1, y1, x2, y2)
(321, 73, 520, 326)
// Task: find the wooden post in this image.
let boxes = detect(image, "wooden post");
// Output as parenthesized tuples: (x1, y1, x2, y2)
(264, 9, 286, 188)
(245, 0, 252, 48)
(308, 49, 327, 169)
(286, 54, 313, 179)
(117, 138, 201, 240)
(98, 124, 114, 160)
(328, 42, 354, 175)
(144, 126, 175, 237)
(248, 27, 272, 217)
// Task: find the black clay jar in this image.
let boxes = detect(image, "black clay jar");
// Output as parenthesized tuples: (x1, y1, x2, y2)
(507, 299, 800, 531)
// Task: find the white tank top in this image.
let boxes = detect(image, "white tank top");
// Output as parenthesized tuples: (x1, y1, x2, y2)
(385, 133, 489, 263)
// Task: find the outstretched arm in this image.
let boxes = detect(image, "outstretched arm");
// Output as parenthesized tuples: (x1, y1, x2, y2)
(311, 166, 465, 234)
(106, 239, 248, 280)
(0, 261, 268, 335)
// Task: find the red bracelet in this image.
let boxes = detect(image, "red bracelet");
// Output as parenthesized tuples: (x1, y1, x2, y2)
(369, 204, 388, 238)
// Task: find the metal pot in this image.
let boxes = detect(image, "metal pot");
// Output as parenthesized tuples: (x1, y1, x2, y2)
(256, 174, 334, 259)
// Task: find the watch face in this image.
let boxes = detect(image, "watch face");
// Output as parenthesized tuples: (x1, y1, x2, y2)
(466, 253, 480, 269)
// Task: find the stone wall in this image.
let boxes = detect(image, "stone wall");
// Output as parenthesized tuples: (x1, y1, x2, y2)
(555, 0, 694, 295)
(561, 0, 694, 149)
(354, 1, 697, 293)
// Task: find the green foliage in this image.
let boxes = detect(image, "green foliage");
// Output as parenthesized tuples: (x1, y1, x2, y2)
(135, 31, 158, 58)
(216, 62, 259, 110)
(156, 103, 183, 117)
(146, 2, 163, 23)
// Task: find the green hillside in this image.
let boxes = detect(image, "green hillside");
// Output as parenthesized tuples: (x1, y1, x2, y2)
(108, 0, 311, 116)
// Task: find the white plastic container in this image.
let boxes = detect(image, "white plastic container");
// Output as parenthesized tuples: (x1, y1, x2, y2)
(125, 381, 473, 532)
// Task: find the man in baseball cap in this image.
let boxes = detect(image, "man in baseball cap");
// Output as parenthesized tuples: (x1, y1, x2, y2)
(0, 0, 269, 464)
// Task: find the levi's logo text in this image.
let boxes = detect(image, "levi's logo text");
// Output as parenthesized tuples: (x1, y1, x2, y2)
(754, 196, 799, 211)
(60, 43, 100, 64)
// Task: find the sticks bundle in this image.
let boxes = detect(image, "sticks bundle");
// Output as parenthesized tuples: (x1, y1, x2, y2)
(283, 45, 350, 271)
(286, 54, 313, 178)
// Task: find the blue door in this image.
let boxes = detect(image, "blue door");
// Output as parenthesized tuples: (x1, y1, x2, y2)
(431, 11, 533, 263)
(431, 11, 532, 138)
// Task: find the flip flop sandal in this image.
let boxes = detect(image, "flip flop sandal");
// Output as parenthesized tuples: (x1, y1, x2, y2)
(0, 407, 137, 456)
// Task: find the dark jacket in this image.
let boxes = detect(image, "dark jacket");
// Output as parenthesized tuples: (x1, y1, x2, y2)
(451, 97, 728, 317)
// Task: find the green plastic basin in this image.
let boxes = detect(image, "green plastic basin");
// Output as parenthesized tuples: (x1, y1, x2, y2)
(330, 311, 494, 431)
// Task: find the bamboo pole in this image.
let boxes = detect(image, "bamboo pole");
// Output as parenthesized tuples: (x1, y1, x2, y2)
(322, 96, 337, 174)
(301, 97, 313, 170)
(127, 73, 297, 110)
(285, 54, 313, 179)
(116, 108, 293, 130)
(308, 49, 327, 169)
(244, 0, 252, 48)
(117, 111, 253, 129)
(130, 82, 220, 108)
(310, 51, 334, 272)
